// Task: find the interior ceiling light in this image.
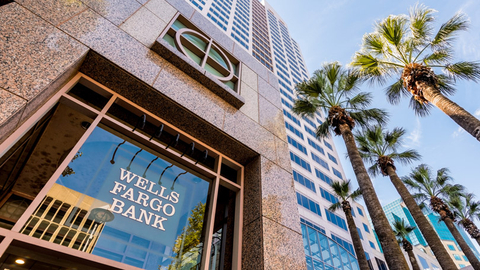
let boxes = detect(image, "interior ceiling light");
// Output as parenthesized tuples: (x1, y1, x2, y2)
(15, 259, 25, 264)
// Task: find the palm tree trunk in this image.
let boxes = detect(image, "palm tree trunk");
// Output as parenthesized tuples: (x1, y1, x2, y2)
(443, 217, 480, 270)
(385, 166, 458, 270)
(460, 219, 480, 247)
(421, 82, 480, 142)
(343, 205, 370, 270)
(404, 244, 421, 270)
(339, 123, 409, 270)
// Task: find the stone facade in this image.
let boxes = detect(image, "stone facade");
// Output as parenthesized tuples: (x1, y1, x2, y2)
(0, 0, 306, 269)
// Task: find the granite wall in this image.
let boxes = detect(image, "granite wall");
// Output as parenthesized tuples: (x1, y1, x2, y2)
(0, 0, 306, 269)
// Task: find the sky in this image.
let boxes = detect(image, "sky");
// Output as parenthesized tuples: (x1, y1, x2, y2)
(267, 0, 480, 238)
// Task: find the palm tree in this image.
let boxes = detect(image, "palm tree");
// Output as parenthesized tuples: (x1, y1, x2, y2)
(403, 164, 480, 269)
(329, 180, 370, 270)
(448, 193, 480, 246)
(355, 126, 457, 269)
(351, 4, 480, 142)
(392, 219, 421, 270)
(292, 62, 409, 270)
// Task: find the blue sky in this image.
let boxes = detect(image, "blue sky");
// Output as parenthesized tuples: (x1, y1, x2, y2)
(267, 0, 480, 220)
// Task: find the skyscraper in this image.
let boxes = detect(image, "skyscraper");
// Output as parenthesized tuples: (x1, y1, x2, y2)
(184, 0, 386, 269)
(383, 198, 480, 269)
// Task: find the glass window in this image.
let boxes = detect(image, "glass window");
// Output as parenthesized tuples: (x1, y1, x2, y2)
(162, 17, 239, 91)
(0, 78, 243, 270)
(293, 170, 316, 193)
(417, 255, 430, 270)
(454, 254, 462, 261)
(311, 153, 329, 170)
(369, 241, 375, 250)
(357, 228, 363, 240)
(288, 136, 308, 155)
(448, 244, 456, 251)
(357, 207, 364, 216)
(363, 223, 370, 233)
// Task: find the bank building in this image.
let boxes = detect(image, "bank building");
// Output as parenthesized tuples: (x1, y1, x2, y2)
(0, 0, 388, 269)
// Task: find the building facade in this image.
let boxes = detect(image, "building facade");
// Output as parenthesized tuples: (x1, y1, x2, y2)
(182, 0, 386, 269)
(383, 198, 480, 269)
(0, 0, 310, 269)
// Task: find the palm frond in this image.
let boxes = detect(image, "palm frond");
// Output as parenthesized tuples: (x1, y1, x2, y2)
(436, 74, 456, 96)
(444, 61, 480, 82)
(347, 92, 373, 110)
(292, 99, 317, 117)
(422, 48, 453, 65)
(390, 150, 421, 165)
(384, 79, 409, 105)
(316, 121, 331, 139)
(350, 108, 389, 129)
(409, 4, 436, 42)
(431, 12, 469, 49)
(329, 202, 342, 212)
(376, 15, 408, 47)
(409, 97, 433, 117)
(349, 188, 363, 201)
(363, 33, 386, 56)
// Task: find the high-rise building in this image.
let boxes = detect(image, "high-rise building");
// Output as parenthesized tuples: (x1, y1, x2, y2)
(184, 0, 386, 269)
(383, 198, 480, 269)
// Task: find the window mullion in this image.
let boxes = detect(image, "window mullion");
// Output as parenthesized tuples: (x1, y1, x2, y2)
(10, 95, 116, 233)
(201, 38, 214, 68)
(199, 156, 222, 269)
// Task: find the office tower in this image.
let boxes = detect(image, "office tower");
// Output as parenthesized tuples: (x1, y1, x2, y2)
(184, 0, 386, 269)
(383, 199, 480, 269)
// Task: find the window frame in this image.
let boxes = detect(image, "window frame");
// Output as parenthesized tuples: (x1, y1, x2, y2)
(0, 73, 244, 269)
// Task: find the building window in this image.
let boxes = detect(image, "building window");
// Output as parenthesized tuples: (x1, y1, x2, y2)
(325, 210, 347, 231)
(162, 17, 240, 91)
(315, 169, 333, 185)
(290, 152, 311, 172)
(287, 136, 308, 155)
(357, 207, 364, 216)
(454, 254, 462, 261)
(0, 75, 244, 269)
(332, 168, 342, 179)
(357, 227, 363, 240)
(293, 170, 316, 193)
(319, 188, 339, 205)
(369, 241, 376, 250)
(375, 258, 388, 270)
(363, 223, 370, 233)
(448, 244, 456, 251)
(327, 153, 337, 164)
(311, 153, 329, 170)
(301, 219, 359, 270)
(296, 193, 321, 217)
(417, 255, 430, 270)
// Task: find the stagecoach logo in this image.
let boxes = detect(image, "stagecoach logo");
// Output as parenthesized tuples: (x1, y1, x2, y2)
(174, 28, 234, 82)
(108, 168, 181, 231)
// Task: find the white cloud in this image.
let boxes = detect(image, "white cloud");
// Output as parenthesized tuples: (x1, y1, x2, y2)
(406, 118, 422, 147)
(452, 127, 465, 138)
(475, 108, 480, 117)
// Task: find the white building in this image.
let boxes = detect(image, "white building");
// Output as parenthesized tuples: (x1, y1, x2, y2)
(184, 0, 387, 268)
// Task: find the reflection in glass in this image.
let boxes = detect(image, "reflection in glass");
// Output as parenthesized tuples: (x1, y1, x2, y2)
(0, 103, 91, 229)
(21, 125, 211, 269)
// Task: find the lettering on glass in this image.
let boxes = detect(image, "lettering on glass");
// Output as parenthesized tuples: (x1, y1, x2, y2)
(108, 168, 181, 231)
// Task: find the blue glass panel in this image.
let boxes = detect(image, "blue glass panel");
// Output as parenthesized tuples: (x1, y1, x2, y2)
(329, 239, 342, 268)
(306, 256, 314, 270)
(318, 233, 332, 265)
(313, 259, 324, 270)
(308, 227, 322, 261)
(302, 224, 311, 256)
